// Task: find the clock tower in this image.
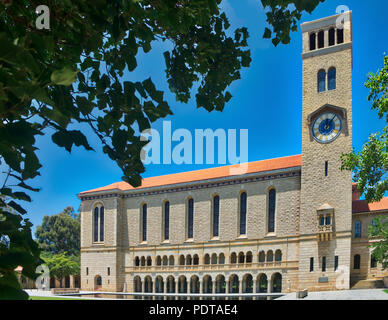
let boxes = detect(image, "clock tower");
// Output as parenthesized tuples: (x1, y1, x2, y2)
(299, 12, 353, 290)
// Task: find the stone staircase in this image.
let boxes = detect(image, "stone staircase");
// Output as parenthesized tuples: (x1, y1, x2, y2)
(351, 278, 385, 290)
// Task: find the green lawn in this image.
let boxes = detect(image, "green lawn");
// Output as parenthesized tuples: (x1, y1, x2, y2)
(29, 296, 87, 300)
(384, 290, 388, 294)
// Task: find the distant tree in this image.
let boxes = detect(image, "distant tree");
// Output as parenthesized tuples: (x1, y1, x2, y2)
(0, 0, 325, 299)
(368, 216, 388, 270)
(35, 206, 80, 256)
(41, 252, 79, 288)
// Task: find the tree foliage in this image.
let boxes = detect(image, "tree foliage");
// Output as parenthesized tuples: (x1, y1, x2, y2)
(35, 206, 80, 256)
(41, 252, 80, 286)
(341, 56, 388, 203)
(368, 215, 388, 270)
(0, 0, 325, 298)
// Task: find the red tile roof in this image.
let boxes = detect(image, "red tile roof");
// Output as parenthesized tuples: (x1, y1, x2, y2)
(80, 154, 302, 195)
(352, 197, 388, 214)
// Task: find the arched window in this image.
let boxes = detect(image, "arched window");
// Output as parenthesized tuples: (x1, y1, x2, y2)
(355, 221, 362, 238)
(93, 205, 104, 242)
(140, 256, 145, 266)
(230, 252, 237, 264)
(135, 256, 140, 266)
(239, 192, 247, 235)
(238, 252, 245, 264)
(354, 254, 360, 269)
(318, 70, 326, 93)
(258, 251, 265, 263)
(193, 254, 199, 265)
(211, 253, 217, 265)
(156, 256, 161, 266)
(212, 195, 220, 237)
(204, 254, 210, 265)
(146, 256, 152, 266)
(267, 250, 274, 262)
(169, 255, 174, 266)
(219, 253, 225, 264)
(329, 28, 335, 46)
(268, 189, 276, 233)
(246, 251, 253, 263)
(99, 206, 104, 242)
(142, 204, 147, 242)
(328, 67, 336, 90)
(309, 33, 316, 51)
(179, 255, 185, 265)
(275, 250, 282, 262)
(93, 207, 99, 242)
(318, 30, 324, 48)
(163, 201, 170, 241)
(187, 198, 194, 239)
(337, 28, 344, 44)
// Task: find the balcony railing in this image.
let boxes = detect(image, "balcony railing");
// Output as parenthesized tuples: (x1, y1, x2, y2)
(318, 225, 333, 233)
(126, 260, 298, 273)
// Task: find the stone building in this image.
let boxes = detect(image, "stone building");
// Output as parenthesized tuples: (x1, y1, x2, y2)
(78, 12, 388, 294)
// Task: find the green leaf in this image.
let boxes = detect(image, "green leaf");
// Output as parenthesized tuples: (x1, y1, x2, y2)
(51, 67, 79, 86)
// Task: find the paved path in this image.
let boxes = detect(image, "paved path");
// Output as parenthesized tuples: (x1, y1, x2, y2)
(277, 289, 388, 300)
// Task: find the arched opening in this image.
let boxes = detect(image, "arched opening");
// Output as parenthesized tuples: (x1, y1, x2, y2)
(166, 276, 175, 293)
(258, 251, 265, 263)
(328, 67, 336, 90)
(309, 33, 316, 51)
(162, 256, 168, 266)
(140, 256, 145, 266)
(211, 253, 217, 265)
(204, 254, 210, 265)
(238, 252, 245, 264)
(168, 255, 174, 266)
(257, 274, 268, 293)
(229, 274, 239, 293)
(146, 256, 152, 266)
(354, 254, 361, 269)
(134, 276, 142, 292)
(337, 28, 344, 44)
(267, 250, 274, 262)
(190, 275, 200, 294)
(318, 69, 326, 93)
(144, 276, 152, 293)
(186, 254, 192, 265)
(94, 275, 102, 291)
(155, 276, 164, 293)
(203, 275, 213, 293)
(272, 273, 282, 293)
(318, 30, 324, 48)
(230, 252, 237, 264)
(135, 256, 140, 266)
(178, 276, 187, 293)
(216, 275, 226, 293)
(156, 256, 161, 266)
(329, 28, 335, 46)
(243, 274, 253, 293)
(65, 275, 70, 288)
(179, 255, 185, 266)
(275, 250, 282, 262)
(219, 253, 225, 264)
(246, 251, 253, 263)
(193, 254, 199, 265)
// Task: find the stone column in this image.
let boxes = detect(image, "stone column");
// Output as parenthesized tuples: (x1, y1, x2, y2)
(199, 279, 203, 300)
(324, 28, 329, 47)
(239, 280, 243, 300)
(152, 279, 156, 300)
(253, 279, 257, 294)
(175, 279, 179, 300)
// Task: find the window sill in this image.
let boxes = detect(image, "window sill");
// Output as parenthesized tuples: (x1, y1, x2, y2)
(162, 240, 170, 244)
(237, 234, 247, 239)
(92, 241, 105, 245)
(139, 241, 148, 245)
(210, 237, 220, 241)
(265, 232, 276, 238)
(185, 238, 194, 243)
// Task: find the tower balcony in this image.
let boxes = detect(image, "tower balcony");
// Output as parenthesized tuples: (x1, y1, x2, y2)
(317, 203, 335, 241)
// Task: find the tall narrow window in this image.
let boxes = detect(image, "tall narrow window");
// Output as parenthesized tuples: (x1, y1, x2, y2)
(107, 267, 110, 276)
(213, 195, 219, 237)
(309, 33, 316, 51)
(371, 255, 377, 268)
(93, 207, 99, 242)
(164, 201, 170, 240)
(187, 198, 194, 239)
(355, 221, 361, 238)
(337, 28, 344, 44)
(325, 215, 331, 225)
(334, 256, 339, 271)
(318, 70, 326, 93)
(268, 189, 276, 233)
(318, 30, 324, 48)
(239, 192, 247, 235)
(329, 28, 335, 46)
(328, 67, 336, 90)
(310, 257, 314, 272)
(325, 161, 328, 177)
(322, 256, 326, 272)
(86, 267, 89, 275)
(99, 206, 104, 242)
(142, 204, 147, 242)
(354, 254, 360, 269)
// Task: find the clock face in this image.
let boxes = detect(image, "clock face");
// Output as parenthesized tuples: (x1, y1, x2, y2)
(312, 112, 342, 143)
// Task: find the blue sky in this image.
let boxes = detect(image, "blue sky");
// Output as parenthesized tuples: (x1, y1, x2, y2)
(24, 0, 387, 232)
